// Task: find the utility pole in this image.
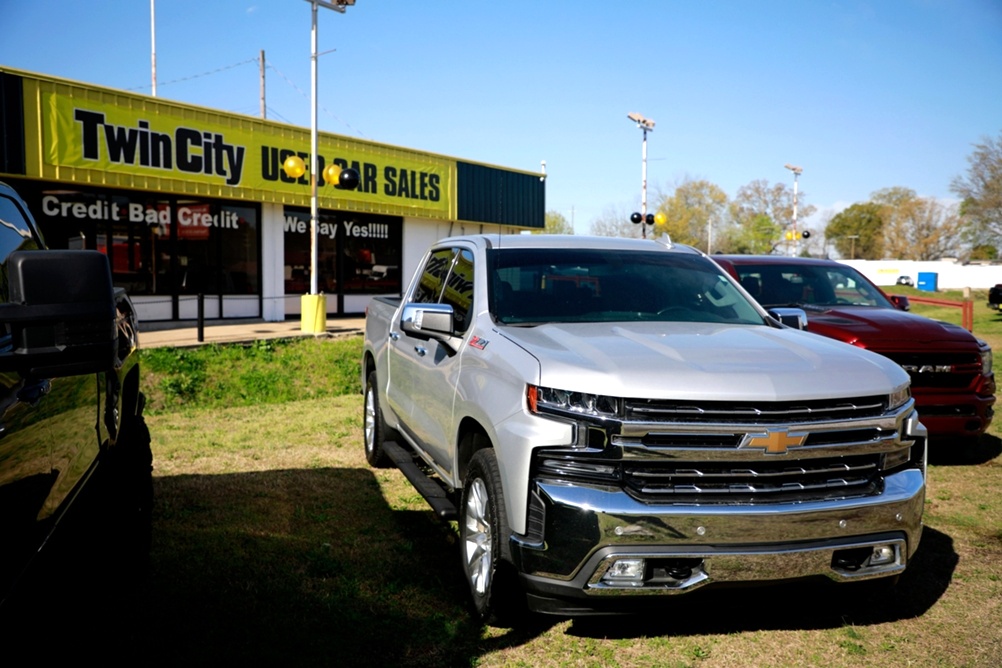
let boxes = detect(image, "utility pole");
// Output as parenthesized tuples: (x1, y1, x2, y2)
(150, 0, 157, 96)
(260, 50, 266, 119)
(784, 164, 803, 256)
(627, 112, 656, 239)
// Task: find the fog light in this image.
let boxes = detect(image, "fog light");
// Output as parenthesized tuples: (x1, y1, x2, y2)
(870, 545, 897, 566)
(881, 447, 911, 471)
(602, 558, 646, 585)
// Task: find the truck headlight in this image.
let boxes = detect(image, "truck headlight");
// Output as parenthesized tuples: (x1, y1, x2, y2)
(888, 384, 911, 411)
(527, 385, 620, 418)
(981, 348, 993, 376)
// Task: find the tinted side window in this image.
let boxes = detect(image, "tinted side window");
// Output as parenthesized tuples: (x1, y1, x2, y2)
(441, 249, 474, 333)
(411, 248, 455, 305)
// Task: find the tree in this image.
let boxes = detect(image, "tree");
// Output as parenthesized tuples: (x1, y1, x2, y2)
(873, 187, 963, 260)
(729, 179, 817, 255)
(651, 177, 728, 251)
(825, 202, 884, 259)
(970, 243, 998, 261)
(872, 187, 917, 260)
(951, 131, 1002, 246)
(538, 210, 574, 235)
(720, 213, 781, 255)
(871, 186, 916, 209)
(590, 205, 644, 238)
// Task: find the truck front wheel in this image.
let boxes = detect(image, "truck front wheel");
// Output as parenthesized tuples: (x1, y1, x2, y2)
(364, 371, 392, 468)
(459, 446, 522, 625)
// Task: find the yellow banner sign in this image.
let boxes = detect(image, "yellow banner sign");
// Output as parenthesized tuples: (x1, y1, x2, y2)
(44, 90, 451, 215)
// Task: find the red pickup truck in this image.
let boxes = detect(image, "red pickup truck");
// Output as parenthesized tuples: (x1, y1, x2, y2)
(714, 255, 995, 446)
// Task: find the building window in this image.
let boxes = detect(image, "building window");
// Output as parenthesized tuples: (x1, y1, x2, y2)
(283, 208, 402, 296)
(28, 184, 259, 299)
(173, 200, 259, 296)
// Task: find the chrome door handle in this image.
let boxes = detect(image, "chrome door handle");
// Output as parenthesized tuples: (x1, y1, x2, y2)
(389, 331, 400, 341)
(414, 346, 427, 357)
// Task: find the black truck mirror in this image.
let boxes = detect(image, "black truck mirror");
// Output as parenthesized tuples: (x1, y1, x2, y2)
(0, 250, 118, 377)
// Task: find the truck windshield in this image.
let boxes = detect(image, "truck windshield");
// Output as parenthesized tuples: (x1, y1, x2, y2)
(489, 249, 765, 325)
(733, 263, 896, 309)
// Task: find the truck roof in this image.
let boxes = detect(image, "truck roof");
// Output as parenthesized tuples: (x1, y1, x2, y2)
(715, 254, 844, 267)
(437, 233, 703, 254)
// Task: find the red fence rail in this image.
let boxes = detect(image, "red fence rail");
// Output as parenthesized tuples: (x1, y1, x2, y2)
(907, 296, 973, 332)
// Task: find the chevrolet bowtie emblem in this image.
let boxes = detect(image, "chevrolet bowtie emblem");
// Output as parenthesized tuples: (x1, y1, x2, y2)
(746, 430, 807, 454)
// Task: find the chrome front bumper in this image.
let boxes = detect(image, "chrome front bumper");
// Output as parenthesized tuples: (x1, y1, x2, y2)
(512, 468, 925, 606)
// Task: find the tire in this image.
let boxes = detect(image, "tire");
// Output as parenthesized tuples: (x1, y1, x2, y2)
(84, 406, 153, 655)
(459, 446, 523, 625)
(108, 408, 154, 556)
(364, 371, 392, 468)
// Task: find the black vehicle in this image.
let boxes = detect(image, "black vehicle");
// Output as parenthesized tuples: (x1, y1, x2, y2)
(0, 181, 150, 622)
(989, 284, 1002, 310)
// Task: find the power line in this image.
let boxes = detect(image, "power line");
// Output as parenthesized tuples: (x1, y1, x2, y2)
(128, 57, 258, 92)
(126, 57, 368, 140)
(266, 63, 367, 139)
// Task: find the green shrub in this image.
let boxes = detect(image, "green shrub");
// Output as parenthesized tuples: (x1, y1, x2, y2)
(141, 335, 363, 414)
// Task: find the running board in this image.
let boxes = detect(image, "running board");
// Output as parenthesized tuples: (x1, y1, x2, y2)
(382, 441, 458, 520)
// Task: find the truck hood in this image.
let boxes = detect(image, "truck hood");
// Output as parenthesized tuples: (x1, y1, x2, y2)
(499, 322, 909, 402)
(803, 306, 974, 347)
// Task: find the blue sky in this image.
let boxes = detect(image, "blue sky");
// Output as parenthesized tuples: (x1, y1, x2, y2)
(2, 0, 1000, 235)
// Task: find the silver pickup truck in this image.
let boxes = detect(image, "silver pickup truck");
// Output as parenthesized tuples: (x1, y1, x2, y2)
(361, 234, 926, 622)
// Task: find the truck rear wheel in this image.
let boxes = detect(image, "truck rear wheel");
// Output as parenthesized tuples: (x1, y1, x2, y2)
(364, 371, 392, 468)
(107, 408, 154, 556)
(459, 446, 522, 625)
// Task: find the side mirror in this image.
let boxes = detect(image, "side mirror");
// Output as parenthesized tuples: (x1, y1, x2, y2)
(768, 307, 808, 330)
(400, 303, 455, 340)
(888, 294, 911, 311)
(0, 250, 117, 377)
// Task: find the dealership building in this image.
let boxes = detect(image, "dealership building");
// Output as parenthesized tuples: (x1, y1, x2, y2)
(0, 67, 544, 323)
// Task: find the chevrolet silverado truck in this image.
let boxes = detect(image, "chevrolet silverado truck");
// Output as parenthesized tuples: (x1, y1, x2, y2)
(714, 255, 995, 446)
(0, 180, 150, 617)
(362, 234, 926, 621)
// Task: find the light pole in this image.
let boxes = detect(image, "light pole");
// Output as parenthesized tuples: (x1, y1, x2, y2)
(784, 163, 803, 256)
(150, 0, 157, 97)
(628, 112, 656, 239)
(299, 0, 355, 333)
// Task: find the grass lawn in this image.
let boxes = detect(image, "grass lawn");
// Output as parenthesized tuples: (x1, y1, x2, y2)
(132, 298, 1002, 667)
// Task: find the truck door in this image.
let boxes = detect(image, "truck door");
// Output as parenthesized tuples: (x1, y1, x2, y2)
(387, 246, 474, 470)
(0, 187, 103, 601)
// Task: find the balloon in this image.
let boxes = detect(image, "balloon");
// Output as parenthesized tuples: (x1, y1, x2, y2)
(338, 168, 360, 191)
(323, 163, 342, 185)
(283, 155, 306, 179)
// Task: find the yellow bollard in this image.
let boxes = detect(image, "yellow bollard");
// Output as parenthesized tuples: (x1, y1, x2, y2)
(300, 294, 327, 334)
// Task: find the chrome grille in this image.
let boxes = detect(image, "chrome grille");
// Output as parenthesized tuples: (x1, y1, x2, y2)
(625, 396, 887, 423)
(623, 455, 881, 504)
(532, 394, 913, 506)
